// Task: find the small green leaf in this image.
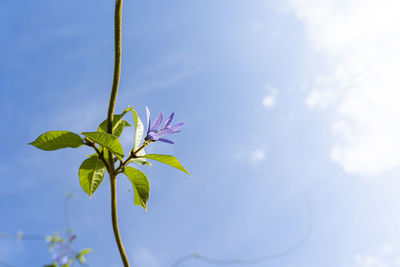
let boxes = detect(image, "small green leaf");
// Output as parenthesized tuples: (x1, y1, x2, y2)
(81, 132, 124, 160)
(29, 130, 84, 151)
(131, 108, 144, 150)
(115, 120, 131, 137)
(79, 156, 106, 197)
(77, 248, 92, 264)
(47, 232, 63, 252)
(51, 233, 63, 243)
(141, 154, 192, 176)
(123, 167, 150, 211)
(78, 248, 92, 256)
(97, 107, 132, 137)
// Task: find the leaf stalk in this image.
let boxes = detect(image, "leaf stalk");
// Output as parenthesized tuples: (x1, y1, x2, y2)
(84, 139, 110, 172)
(115, 141, 152, 173)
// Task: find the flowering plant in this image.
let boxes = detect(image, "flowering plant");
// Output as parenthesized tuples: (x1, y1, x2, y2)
(30, 106, 191, 265)
(44, 233, 91, 267)
(28, 1, 191, 266)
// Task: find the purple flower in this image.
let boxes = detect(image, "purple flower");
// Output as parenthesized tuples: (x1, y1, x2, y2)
(52, 243, 73, 265)
(145, 106, 184, 144)
(50, 234, 76, 265)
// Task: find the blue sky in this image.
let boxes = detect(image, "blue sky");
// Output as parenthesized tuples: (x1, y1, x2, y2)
(1, 0, 400, 266)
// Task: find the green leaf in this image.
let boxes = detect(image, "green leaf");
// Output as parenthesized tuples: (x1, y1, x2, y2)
(97, 107, 132, 137)
(81, 132, 124, 160)
(98, 119, 131, 137)
(141, 154, 192, 176)
(50, 233, 63, 243)
(79, 248, 92, 255)
(29, 130, 84, 151)
(115, 120, 131, 137)
(77, 248, 92, 264)
(47, 232, 63, 252)
(123, 167, 150, 211)
(79, 156, 106, 197)
(131, 108, 144, 150)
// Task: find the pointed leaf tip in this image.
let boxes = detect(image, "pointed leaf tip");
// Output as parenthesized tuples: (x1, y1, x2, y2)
(142, 154, 192, 177)
(123, 167, 150, 210)
(29, 130, 84, 151)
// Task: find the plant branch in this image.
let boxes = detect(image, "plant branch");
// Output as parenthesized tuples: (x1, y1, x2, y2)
(106, 0, 130, 266)
(115, 141, 151, 173)
(84, 140, 110, 171)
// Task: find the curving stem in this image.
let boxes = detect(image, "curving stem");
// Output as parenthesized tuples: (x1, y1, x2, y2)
(109, 172, 130, 266)
(106, 0, 130, 266)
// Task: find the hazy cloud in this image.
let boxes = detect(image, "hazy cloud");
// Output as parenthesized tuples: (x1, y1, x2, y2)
(287, 0, 400, 176)
(262, 87, 278, 109)
(250, 149, 266, 164)
(349, 243, 400, 267)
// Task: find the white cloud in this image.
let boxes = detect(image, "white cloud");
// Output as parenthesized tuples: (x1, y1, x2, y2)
(349, 243, 400, 267)
(250, 149, 266, 164)
(287, 0, 400, 176)
(235, 144, 268, 164)
(262, 95, 276, 108)
(262, 87, 278, 109)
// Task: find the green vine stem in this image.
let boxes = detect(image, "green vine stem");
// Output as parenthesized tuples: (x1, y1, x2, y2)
(106, 0, 130, 266)
(107, 0, 123, 134)
(110, 173, 129, 266)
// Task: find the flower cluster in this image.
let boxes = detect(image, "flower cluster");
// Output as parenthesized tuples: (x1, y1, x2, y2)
(47, 234, 75, 266)
(144, 106, 184, 144)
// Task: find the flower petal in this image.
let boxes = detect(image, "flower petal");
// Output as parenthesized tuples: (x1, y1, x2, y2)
(170, 122, 184, 132)
(158, 138, 174, 144)
(149, 129, 172, 140)
(146, 106, 151, 134)
(151, 112, 163, 131)
(147, 131, 160, 141)
(162, 112, 175, 130)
